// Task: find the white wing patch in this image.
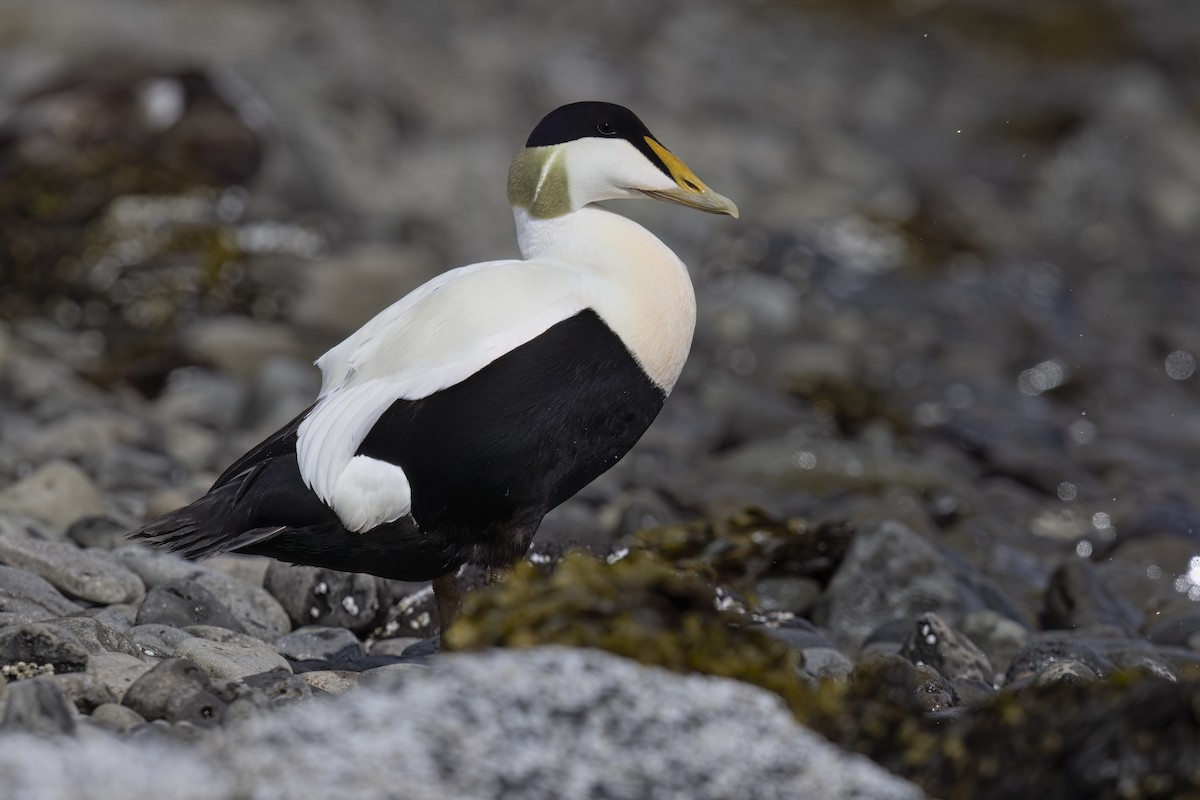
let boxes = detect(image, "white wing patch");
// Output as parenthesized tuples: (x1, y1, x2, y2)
(329, 455, 411, 533)
(297, 258, 599, 533)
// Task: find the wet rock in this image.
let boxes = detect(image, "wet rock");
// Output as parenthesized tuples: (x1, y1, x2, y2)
(174, 637, 291, 681)
(121, 657, 227, 725)
(0, 622, 90, 677)
(899, 612, 993, 683)
(814, 520, 979, 650)
(1032, 658, 1100, 688)
(0, 461, 105, 533)
(1147, 609, 1200, 647)
(0, 529, 145, 605)
(0, 677, 77, 736)
(0, 565, 84, 628)
(136, 579, 245, 632)
(264, 561, 387, 636)
(1006, 637, 1117, 683)
(1042, 558, 1143, 634)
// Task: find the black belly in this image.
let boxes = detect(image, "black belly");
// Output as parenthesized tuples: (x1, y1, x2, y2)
(357, 308, 667, 564)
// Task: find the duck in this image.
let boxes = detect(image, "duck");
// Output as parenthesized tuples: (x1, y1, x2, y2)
(132, 101, 738, 629)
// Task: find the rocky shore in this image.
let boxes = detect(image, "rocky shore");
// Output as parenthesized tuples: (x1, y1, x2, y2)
(2, 1, 1199, 798)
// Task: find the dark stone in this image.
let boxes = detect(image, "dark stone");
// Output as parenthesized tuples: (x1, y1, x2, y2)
(1006, 637, 1117, 683)
(1, 677, 77, 735)
(899, 612, 993, 683)
(121, 657, 227, 725)
(136, 578, 246, 633)
(0, 621, 90, 676)
(1042, 558, 1143, 634)
(66, 515, 131, 550)
(275, 625, 364, 664)
(264, 561, 389, 635)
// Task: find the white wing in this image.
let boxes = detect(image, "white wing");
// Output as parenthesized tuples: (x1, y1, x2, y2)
(297, 258, 599, 531)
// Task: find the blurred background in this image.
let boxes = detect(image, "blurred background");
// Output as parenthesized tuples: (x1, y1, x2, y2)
(1, 0, 1199, 627)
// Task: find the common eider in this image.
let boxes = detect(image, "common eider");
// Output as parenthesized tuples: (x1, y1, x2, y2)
(132, 101, 738, 629)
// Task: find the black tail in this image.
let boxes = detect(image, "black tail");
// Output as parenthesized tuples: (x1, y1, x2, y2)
(129, 465, 289, 560)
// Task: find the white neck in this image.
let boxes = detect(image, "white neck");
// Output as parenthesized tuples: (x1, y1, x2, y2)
(512, 205, 696, 392)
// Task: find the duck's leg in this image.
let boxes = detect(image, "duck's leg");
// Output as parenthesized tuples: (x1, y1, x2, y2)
(432, 572, 463, 634)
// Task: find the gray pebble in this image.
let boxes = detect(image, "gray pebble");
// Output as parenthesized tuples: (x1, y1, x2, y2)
(234, 668, 312, 705)
(44, 671, 117, 712)
(0, 528, 145, 605)
(174, 637, 292, 681)
(367, 637, 423, 658)
(42, 617, 145, 658)
(188, 570, 291, 641)
(0, 460, 105, 534)
(264, 561, 387, 635)
(129, 624, 195, 657)
(66, 516, 134, 551)
(799, 646, 854, 682)
(121, 657, 227, 725)
(813, 520, 967, 650)
(87, 652, 155, 702)
(0, 676, 77, 735)
(86, 603, 139, 632)
(300, 670, 359, 694)
(136, 579, 246, 632)
(358, 662, 428, 688)
(0, 621, 90, 677)
(110, 545, 199, 588)
(0, 564, 84, 628)
(276, 626, 364, 663)
(958, 609, 1031, 679)
(88, 701, 147, 732)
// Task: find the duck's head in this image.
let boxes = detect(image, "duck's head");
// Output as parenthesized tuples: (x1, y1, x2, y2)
(508, 101, 739, 220)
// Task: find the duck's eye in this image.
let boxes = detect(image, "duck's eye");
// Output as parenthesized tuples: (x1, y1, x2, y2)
(596, 122, 617, 136)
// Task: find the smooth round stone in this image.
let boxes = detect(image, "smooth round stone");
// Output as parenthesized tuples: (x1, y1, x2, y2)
(174, 637, 292, 681)
(136, 579, 246, 633)
(276, 626, 364, 664)
(301, 670, 360, 694)
(0, 460, 105, 533)
(88, 701, 147, 732)
(87, 652, 155, 703)
(264, 561, 387, 636)
(121, 657, 226, 725)
(0, 564, 84, 628)
(66, 516, 132, 551)
(44, 671, 118, 712)
(87, 603, 139, 632)
(358, 662, 428, 688)
(1042, 559, 1142, 634)
(0, 531, 145, 605)
(959, 610, 1030, 680)
(43, 617, 145, 658)
(367, 637, 423, 658)
(187, 570, 291, 642)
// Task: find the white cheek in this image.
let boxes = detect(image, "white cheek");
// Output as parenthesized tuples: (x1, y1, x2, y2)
(565, 139, 676, 203)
